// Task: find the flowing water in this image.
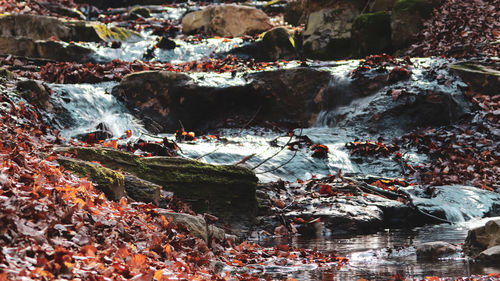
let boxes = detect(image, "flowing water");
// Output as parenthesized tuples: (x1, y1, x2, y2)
(45, 6, 500, 280)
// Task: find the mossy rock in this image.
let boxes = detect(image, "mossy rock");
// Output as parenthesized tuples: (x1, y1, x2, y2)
(56, 147, 259, 219)
(352, 11, 392, 58)
(57, 156, 125, 201)
(123, 174, 161, 205)
(130, 7, 151, 18)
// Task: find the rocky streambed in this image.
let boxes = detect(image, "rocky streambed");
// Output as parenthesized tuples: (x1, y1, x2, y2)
(1, 0, 499, 280)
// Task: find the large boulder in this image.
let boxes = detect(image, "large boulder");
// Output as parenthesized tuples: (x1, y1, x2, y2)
(351, 12, 392, 58)
(55, 147, 258, 219)
(284, 0, 366, 26)
(112, 68, 332, 133)
(463, 218, 500, 258)
(391, 0, 440, 50)
(450, 62, 500, 96)
(181, 4, 272, 37)
(302, 3, 360, 60)
(0, 14, 139, 43)
(477, 245, 500, 264)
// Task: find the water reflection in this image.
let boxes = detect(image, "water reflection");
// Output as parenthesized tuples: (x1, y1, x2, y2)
(252, 222, 500, 280)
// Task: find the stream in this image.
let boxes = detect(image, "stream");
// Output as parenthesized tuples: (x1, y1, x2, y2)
(43, 5, 500, 280)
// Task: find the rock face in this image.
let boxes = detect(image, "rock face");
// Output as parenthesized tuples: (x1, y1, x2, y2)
(450, 62, 500, 96)
(123, 175, 161, 205)
(57, 157, 125, 201)
(477, 245, 500, 264)
(351, 12, 392, 58)
(112, 68, 332, 133)
(416, 241, 458, 260)
(463, 218, 500, 258)
(391, 0, 440, 50)
(17, 80, 54, 112)
(302, 3, 359, 60)
(56, 147, 258, 219)
(181, 5, 272, 37)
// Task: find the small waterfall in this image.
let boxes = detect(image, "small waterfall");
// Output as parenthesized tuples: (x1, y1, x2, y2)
(49, 82, 146, 139)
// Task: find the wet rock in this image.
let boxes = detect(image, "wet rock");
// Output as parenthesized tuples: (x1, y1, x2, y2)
(463, 218, 500, 258)
(0, 37, 93, 62)
(450, 62, 500, 96)
(477, 245, 500, 264)
(351, 12, 392, 58)
(181, 4, 272, 37)
(57, 156, 125, 201)
(157, 37, 177, 50)
(16, 80, 54, 112)
(55, 146, 258, 220)
(230, 27, 298, 61)
(112, 68, 331, 133)
(416, 241, 458, 260)
(123, 174, 161, 205)
(302, 3, 359, 60)
(403, 186, 500, 224)
(391, 0, 440, 50)
(0, 14, 140, 43)
(38, 2, 86, 20)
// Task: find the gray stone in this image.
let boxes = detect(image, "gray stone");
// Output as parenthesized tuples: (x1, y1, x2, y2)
(416, 241, 458, 260)
(161, 212, 208, 241)
(123, 174, 161, 205)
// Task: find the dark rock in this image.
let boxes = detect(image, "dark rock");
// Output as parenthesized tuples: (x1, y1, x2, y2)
(130, 7, 151, 18)
(450, 62, 500, 96)
(284, 0, 305, 26)
(17, 80, 54, 112)
(416, 241, 458, 260)
(391, 0, 441, 50)
(112, 68, 332, 133)
(464, 218, 500, 258)
(351, 12, 392, 58)
(38, 2, 86, 20)
(369, 0, 398, 11)
(230, 27, 298, 61)
(55, 146, 258, 220)
(57, 156, 125, 201)
(157, 37, 177, 50)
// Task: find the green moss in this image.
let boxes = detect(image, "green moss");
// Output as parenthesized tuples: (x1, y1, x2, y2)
(57, 157, 125, 200)
(91, 23, 137, 41)
(130, 7, 151, 18)
(393, 0, 438, 18)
